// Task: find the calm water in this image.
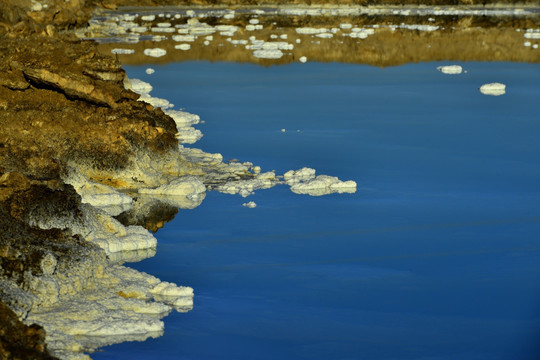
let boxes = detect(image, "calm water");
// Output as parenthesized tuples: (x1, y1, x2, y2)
(95, 61, 540, 360)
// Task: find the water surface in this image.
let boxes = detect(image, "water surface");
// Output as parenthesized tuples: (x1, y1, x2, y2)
(95, 61, 540, 360)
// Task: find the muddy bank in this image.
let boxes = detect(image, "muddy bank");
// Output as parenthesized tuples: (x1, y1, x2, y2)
(0, 0, 537, 358)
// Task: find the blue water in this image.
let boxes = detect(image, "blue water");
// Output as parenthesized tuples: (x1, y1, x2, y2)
(95, 61, 540, 360)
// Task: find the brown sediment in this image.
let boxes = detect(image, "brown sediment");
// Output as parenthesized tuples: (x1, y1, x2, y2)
(1, 0, 539, 358)
(91, 10, 540, 67)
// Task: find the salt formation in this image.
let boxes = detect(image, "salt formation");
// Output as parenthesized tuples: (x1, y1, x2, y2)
(437, 65, 463, 74)
(175, 44, 191, 50)
(284, 168, 357, 196)
(217, 171, 278, 197)
(64, 168, 133, 216)
(111, 48, 135, 54)
(139, 176, 206, 198)
(480, 82, 506, 96)
(146, 67, 155, 74)
(143, 48, 167, 57)
(299, 56, 307, 63)
(242, 201, 257, 208)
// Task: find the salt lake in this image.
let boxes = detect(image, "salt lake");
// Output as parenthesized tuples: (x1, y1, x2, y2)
(91, 59, 540, 360)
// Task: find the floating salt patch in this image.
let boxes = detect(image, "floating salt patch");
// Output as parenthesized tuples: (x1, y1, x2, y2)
(205, 35, 213, 41)
(299, 56, 307, 63)
(157, 22, 171, 28)
(145, 68, 155, 75)
(130, 26, 147, 33)
(280, 34, 288, 40)
(204, 40, 210, 45)
(253, 49, 283, 59)
(437, 65, 463, 74)
(340, 23, 352, 29)
(296, 39, 301, 43)
(144, 48, 166, 57)
(216, 25, 238, 33)
(316, 33, 333, 38)
(141, 15, 155, 21)
(111, 48, 135, 55)
(175, 44, 191, 51)
(172, 34, 196, 42)
(151, 27, 175, 33)
(249, 18, 259, 25)
(296, 27, 328, 35)
(242, 201, 257, 208)
(524, 41, 532, 47)
(479, 82, 506, 96)
(290, 175, 357, 196)
(281, 128, 286, 132)
(270, 34, 278, 39)
(174, 14, 181, 19)
(186, 10, 195, 17)
(151, 35, 167, 42)
(224, 12, 235, 19)
(524, 30, 540, 39)
(534, 44, 539, 49)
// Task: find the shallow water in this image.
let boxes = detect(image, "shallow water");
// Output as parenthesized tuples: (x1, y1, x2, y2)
(95, 61, 540, 359)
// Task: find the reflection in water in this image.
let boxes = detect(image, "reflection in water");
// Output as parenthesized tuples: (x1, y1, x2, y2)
(79, 5, 540, 66)
(114, 193, 205, 232)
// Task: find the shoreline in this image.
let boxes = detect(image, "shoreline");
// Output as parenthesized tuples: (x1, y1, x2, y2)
(0, 0, 538, 358)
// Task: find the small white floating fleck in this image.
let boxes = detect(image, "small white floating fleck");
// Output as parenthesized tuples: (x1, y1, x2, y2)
(186, 10, 195, 17)
(242, 201, 257, 208)
(534, 44, 539, 49)
(157, 22, 171, 28)
(204, 40, 210, 46)
(143, 48, 167, 57)
(479, 83, 506, 96)
(340, 23, 352, 29)
(296, 39, 301, 43)
(280, 34, 288, 40)
(437, 65, 463, 74)
(524, 41, 531, 47)
(224, 12, 235, 20)
(175, 44, 191, 50)
(111, 48, 135, 54)
(249, 18, 259, 25)
(205, 35, 213, 41)
(299, 56, 307, 63)
(145, 68, 155, 75)
(281, 128, 286, 132)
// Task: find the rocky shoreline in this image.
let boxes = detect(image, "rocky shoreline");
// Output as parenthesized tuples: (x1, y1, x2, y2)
(0, 0, 536, 358)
